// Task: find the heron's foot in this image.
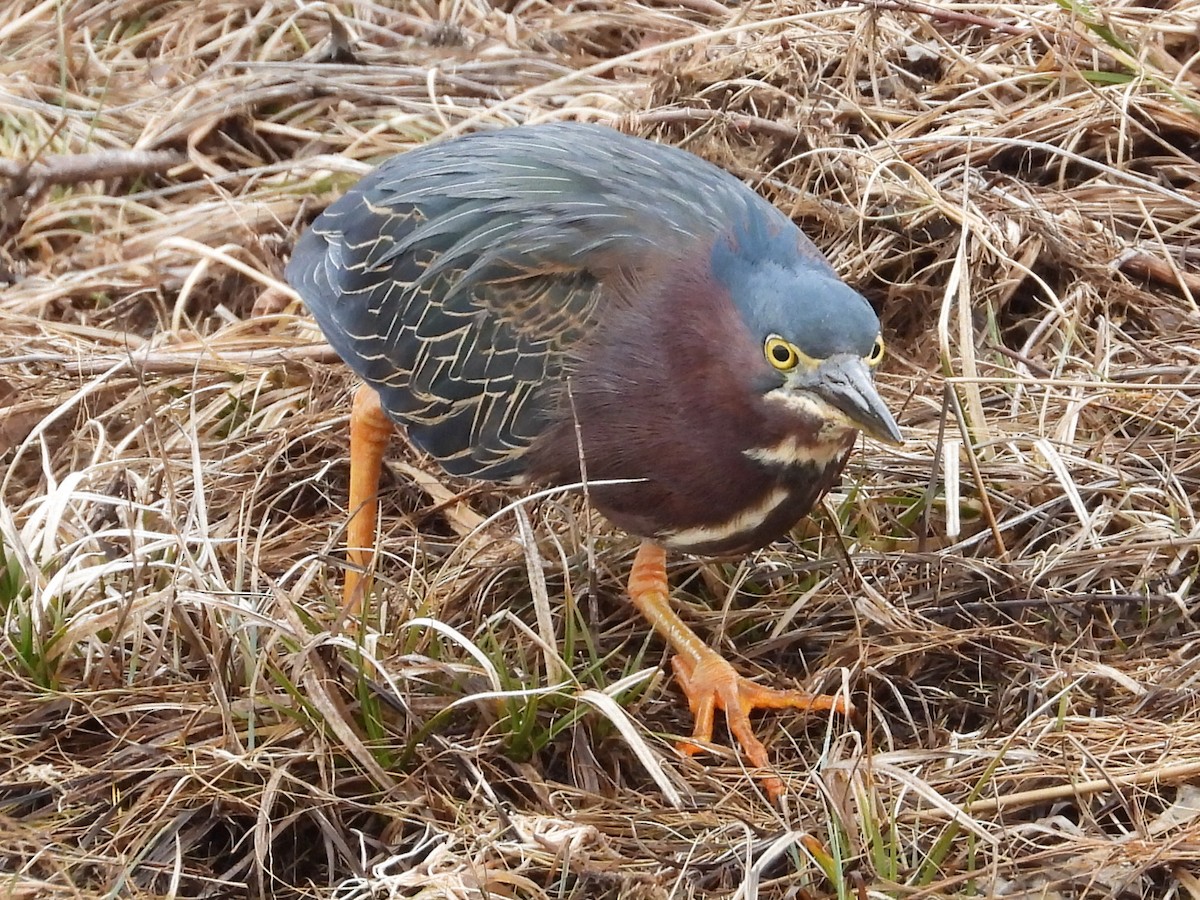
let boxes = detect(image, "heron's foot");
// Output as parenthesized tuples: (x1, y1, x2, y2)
(670, 649, 852, 800)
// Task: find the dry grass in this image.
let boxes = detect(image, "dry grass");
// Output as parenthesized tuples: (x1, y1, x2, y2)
(2, 0, 1200, 897)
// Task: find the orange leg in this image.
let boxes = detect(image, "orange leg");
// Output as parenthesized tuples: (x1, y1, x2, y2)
(627, 540, 852, 800)
(344, 385, 395, 614)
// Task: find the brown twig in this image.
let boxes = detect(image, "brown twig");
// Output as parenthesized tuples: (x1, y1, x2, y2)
(45, 344, 340, 376)
(1118, 249, 1200, 302)
(632, 107, 807, 145)
(865, 0, 1032, 36)
(925, 759, 1200, 818)
(0, 149, 185, 195)
(670, 0, 736, 16)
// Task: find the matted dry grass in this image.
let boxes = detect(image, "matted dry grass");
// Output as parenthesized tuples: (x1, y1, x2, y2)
(2, 1, 1200, 897)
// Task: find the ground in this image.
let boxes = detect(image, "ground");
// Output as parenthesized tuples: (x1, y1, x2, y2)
(2, 1, 1200, 898)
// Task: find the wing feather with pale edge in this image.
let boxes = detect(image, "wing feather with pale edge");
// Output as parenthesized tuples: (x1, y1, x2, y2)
(286, 122, 761, 480)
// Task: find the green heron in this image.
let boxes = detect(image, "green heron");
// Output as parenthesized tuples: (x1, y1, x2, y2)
(287, 122, 902, 797)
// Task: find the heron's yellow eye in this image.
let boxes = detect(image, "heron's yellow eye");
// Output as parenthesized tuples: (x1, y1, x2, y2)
(765, 336, 800, 371)
(867, 336, 885, 367)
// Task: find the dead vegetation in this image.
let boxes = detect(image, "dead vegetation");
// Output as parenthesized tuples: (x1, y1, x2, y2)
(2, 0, 1200, 897)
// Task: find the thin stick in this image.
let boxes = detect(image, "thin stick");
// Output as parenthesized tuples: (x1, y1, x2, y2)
(918, 759, 1200, 819)
(0, 149, 184, 192)
(866, 0, 1032, 36)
